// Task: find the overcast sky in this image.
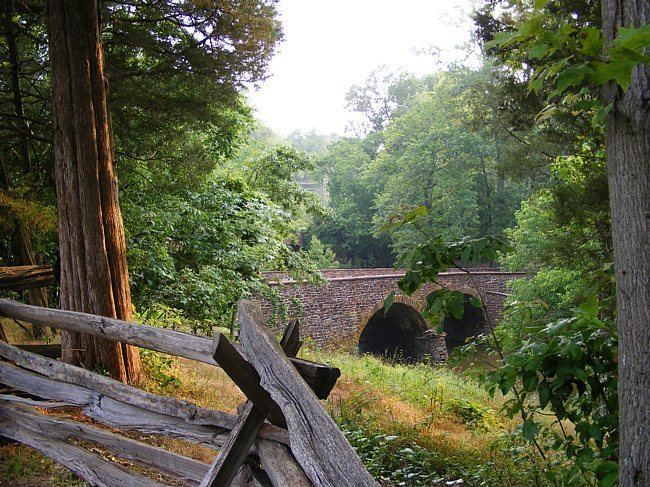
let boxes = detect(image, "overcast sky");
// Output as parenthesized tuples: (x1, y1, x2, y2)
(246, 0, 477, 136)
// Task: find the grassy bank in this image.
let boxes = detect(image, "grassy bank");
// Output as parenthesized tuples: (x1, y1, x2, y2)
(304, 349, 548, 485)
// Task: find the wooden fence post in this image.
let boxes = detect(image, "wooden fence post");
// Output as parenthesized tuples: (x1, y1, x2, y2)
(238, 301, 376, 487)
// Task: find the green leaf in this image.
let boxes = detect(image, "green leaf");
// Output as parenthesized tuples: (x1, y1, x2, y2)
(534, 0, 550, 9)
(536, 105, 559, 122)
(614, 25, 650, 52)
(579, 295, 599, 318)
(601, 473, 618, 487)
(383, 290, 395, 317)
(580, 27, 604, 57)
(469, 296, 482, 308)
(485, 31, 515, 50)
(610, 46, 650, 63)
(398, 270, 422, 295)
(592, 58, 638, 90)
(528, 76, 544, 94)
(404, 205, 427, 223)
(522, 372, 539, 392)
(566, 342, 584, 361)
(557, 359, 577, 377)
(538, 382, 551, 408)
(460, 244, 472, 262)
(574, 368, 588, 380)
(553, 64, 593, 96)
(592, 103, 612, 126)
(522, 419, 539, 440)
(529, 43, 550, 59)
(447, 291, 465, 320)
(500, 373, 517, 395)
(426, 290, 446, 308)
(596, 461, 618, 486)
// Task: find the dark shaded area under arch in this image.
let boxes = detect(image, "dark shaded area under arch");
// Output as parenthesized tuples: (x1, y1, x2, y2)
(358, 302, 428, 361)
(443, 295, 486, 353)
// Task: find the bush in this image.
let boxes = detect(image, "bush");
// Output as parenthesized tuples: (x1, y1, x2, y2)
(486, 299, 618, 486)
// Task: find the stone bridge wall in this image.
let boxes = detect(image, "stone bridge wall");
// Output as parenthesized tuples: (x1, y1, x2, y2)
(259, 270, 523, 348)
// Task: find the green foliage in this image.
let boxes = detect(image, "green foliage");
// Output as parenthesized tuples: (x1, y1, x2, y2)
(304, 236, 339, 270)
(498, 267, 584, 349)
(485, 1, 649, 122)
(220, 126, 326, 224)
(336, 406, 446, 486)
(308, 137, 394, 267)
(0, 0, 282, 269)
(107, 0, 282, 191)
(308, 349, 550, 485)
(370, 70, 527, 257)
(499, 139, 613, 348)
(384, 179, 617, 484)
(486, 300, 618, 486)
(124, 173, 320, 332)
(380, 205, 505, 327)
(140, 349, 181, 389)
(449, 399, 497, 430)
(0, 187, 57, 263)
(472, 3, 620, 483)
(310, 66, 528, 268)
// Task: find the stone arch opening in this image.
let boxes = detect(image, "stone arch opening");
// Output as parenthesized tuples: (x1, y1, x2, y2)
(443, 293, 486, 353)
(358, 302, 428, 361)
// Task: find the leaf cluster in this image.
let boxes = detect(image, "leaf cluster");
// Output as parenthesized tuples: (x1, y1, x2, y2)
(486, 299, 618, 486)
(485, 1, 650, 122)
(382, 205, 505, 327)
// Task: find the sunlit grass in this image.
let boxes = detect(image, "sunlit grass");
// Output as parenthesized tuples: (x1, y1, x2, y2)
(0, 444, 86, 486)
(304, 348, 500, 414)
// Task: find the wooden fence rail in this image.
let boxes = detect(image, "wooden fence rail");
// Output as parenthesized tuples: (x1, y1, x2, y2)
(0, 298, 376, 486)
(0, 299, 339, 400)
(0, 265, 56, 291)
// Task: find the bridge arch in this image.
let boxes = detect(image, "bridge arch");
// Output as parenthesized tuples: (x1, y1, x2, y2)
(355, 295, 429, 361)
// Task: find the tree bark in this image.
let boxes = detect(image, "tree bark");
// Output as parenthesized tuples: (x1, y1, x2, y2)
(601, 1, 649, 484)
(47, 0, 141, 383)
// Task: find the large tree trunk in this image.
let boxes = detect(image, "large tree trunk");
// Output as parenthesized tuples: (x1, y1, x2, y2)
(48, 0, 141, 383)
(601, 1, 649, 484)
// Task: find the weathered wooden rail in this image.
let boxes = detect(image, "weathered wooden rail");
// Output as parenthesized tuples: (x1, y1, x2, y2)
(0, 265, 56, 291)
(0, 298, 377, 486)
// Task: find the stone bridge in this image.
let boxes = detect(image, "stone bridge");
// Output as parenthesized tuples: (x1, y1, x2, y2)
(260, 268, 524, 362)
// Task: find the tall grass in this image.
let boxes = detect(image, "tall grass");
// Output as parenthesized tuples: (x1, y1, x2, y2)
(304, 349, 502, 414)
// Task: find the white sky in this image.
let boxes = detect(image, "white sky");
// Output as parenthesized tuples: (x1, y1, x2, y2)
(246, 0, 477, 136)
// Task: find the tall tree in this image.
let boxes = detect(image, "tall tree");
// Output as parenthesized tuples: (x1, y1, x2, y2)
(601, 1, 649, 483)
(1, 0, 50, 334)
(475, 0, 648, 481)
(48, 0, 141, 383)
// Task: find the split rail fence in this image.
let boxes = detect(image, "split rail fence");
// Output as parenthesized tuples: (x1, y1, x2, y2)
(0, 298, 377, 486)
